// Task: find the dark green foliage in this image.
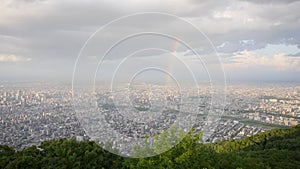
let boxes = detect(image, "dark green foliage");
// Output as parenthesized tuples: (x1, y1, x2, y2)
(0, 145, 16, 168)
(1, 125, 300, 169)
(0, 139, 123, 169)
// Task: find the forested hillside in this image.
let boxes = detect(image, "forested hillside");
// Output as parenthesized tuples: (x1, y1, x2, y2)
(1, 125, 300, 169)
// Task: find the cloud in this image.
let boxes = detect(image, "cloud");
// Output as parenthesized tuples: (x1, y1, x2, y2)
(225, 50, 300, 71)
(239, 0, 300, 4)
(288, 52, 300, 57)
(0, 54, 31, 62)
(1, 0, 300, 57)
(0, 0, 299, 81)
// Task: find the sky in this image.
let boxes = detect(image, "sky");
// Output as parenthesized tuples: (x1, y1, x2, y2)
(0, 0, 300, 83)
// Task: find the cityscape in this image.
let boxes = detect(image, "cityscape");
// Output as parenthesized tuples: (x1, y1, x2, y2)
(1, 82, 299, 156)
(1, 0, 300, 167)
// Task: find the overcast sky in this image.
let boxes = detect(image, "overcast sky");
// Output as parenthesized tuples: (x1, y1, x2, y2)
(0, 0, 300, 83)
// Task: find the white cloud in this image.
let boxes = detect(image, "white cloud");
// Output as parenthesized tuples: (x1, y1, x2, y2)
(0, 0, 300, 80)
(0, 54, 31, 62)
(225, 50, 300, 71)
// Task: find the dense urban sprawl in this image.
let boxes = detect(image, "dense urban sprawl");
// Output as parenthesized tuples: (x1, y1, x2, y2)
(0, 82, 299, 155)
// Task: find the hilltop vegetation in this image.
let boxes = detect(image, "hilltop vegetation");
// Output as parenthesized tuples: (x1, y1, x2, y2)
(1, 125, 300, 169)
